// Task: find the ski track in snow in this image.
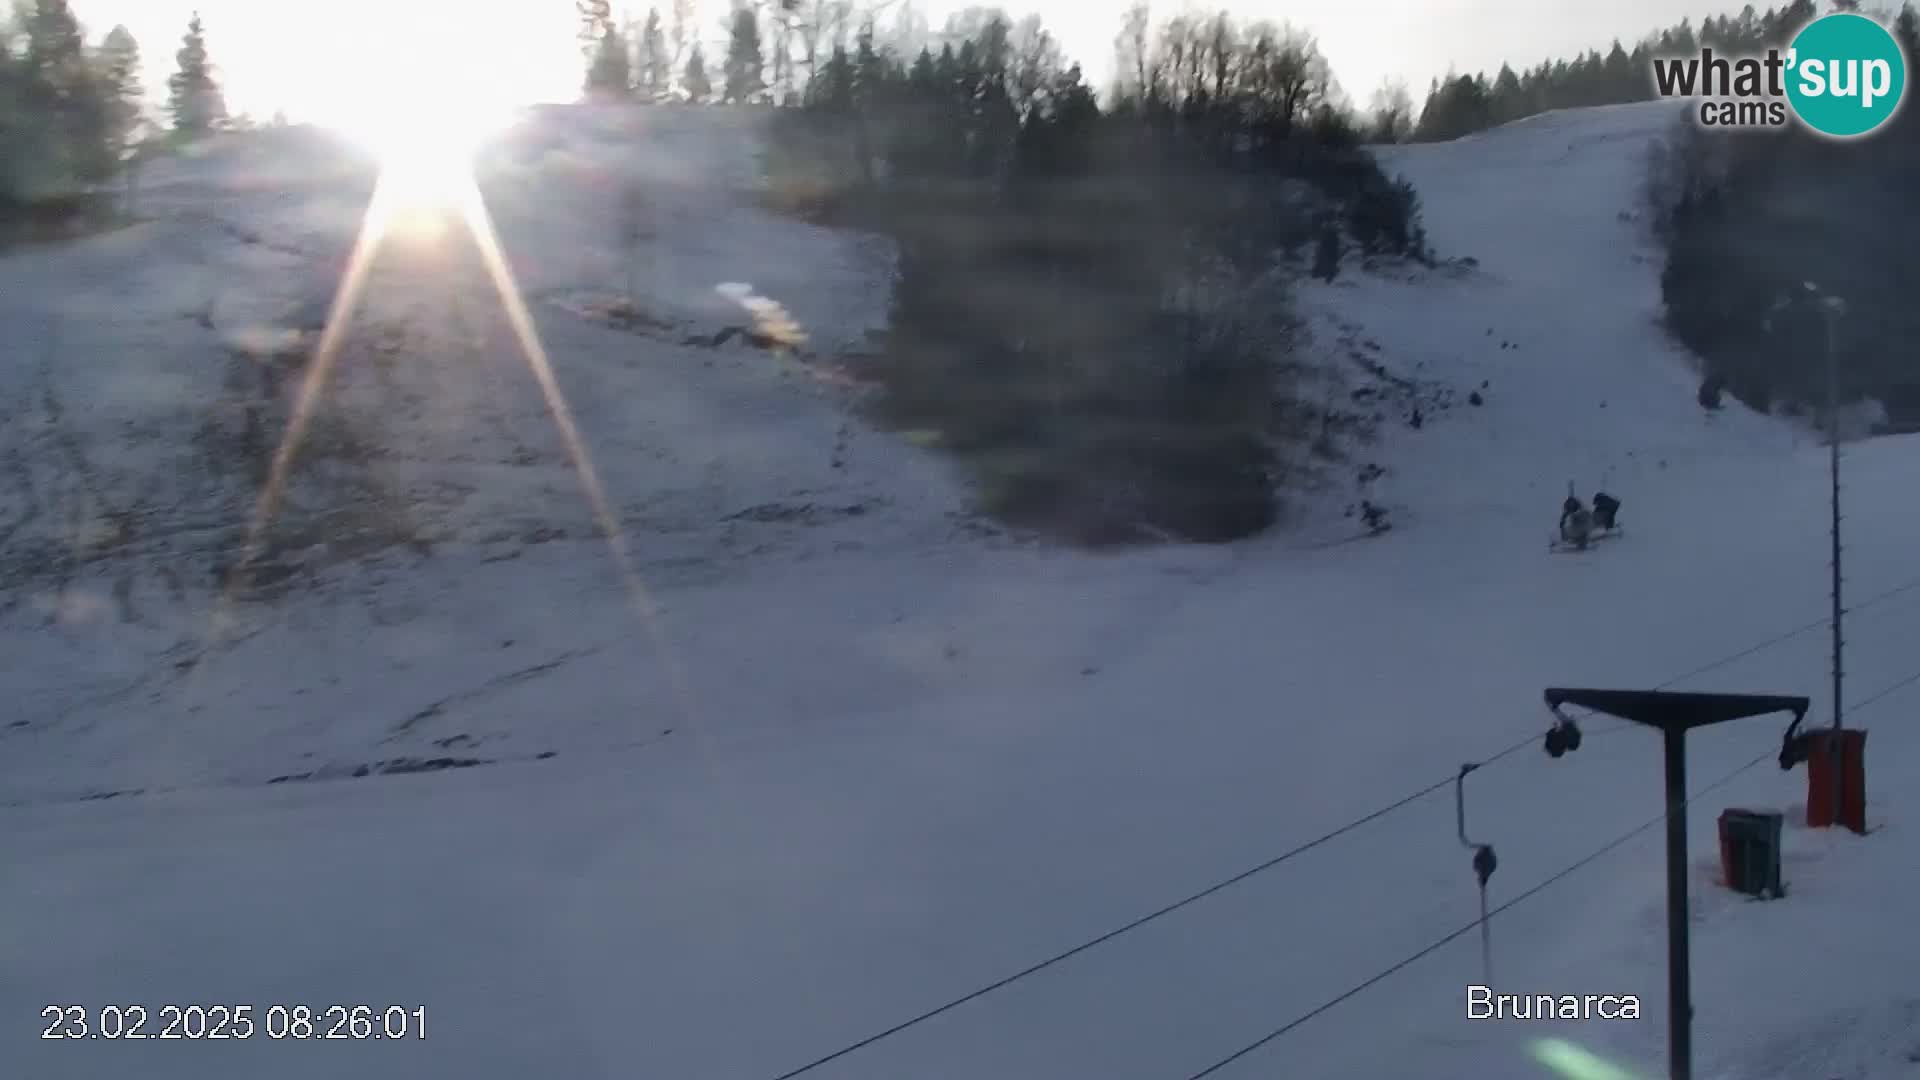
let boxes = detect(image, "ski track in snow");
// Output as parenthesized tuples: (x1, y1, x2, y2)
(3, 100, 1917, 1080)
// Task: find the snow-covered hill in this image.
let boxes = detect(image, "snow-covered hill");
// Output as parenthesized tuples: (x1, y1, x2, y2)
(4, 102, 1916, 1080)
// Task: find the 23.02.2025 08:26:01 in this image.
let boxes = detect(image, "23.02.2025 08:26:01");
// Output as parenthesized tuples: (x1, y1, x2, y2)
(41, 1003, 429, 1040)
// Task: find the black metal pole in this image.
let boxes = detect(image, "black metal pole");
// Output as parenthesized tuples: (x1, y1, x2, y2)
(1664, 727, 1692, 1080)
(1826, 306, 1845, 830)
(1456, 764, 1495, 986)
(1477, 885, 1491, 985)
(1546, 689, 1808, 1079)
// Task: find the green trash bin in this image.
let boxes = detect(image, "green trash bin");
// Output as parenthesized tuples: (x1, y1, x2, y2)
(1718, 809, 1784, 899)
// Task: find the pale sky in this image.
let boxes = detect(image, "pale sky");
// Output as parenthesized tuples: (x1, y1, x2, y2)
(72, 0, 1737, 120)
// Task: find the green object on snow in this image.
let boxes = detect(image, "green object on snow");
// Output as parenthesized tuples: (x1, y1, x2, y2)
(1530, 1037, 1643, 1080)
(1721, 809, 1785, 899)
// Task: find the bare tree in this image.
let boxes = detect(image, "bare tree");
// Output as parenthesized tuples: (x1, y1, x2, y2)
(769, 0, 797, 102)
(1240, 21, 1331, 127)
(622, 8, 640, 89)
(1205, 12, 1237, 102)
(828, 0, 856, 51)
(1367, 80, 1414, 142)
(789, 0, 847, 96)
(1153, 13, 1191, 104)
(669, 0, 698, 81)
(1114, 1, 1152, 101)
(882, 0, 929, 60)
(1180, 16, 1204, 101)
(938, 4, 1010, 52)
(1008, 14, 1063, 116)
(778, 0, 905, 96)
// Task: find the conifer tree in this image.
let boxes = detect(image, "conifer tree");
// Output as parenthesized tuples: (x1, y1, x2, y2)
(724, 8, 765, 103)
(577, 0, 630, 98)
(585, 25, 632, 98)
(17, 0, 115, 183)
(99, 25, 143, 154)
(167, 11, 226, 136)
(637, 8, 671, 99)
(23, 0, 90, 93)
(1490, 63, 1523, 123)
(577, 0, 613, 52)
(684, 42, 712, 102)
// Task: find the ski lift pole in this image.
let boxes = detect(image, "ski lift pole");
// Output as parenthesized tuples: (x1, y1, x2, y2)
(1819, 292, 1847, 832)
(1456, 763, 1498, 986)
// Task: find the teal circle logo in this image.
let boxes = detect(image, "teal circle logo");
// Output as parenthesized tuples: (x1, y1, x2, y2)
(1785, 13, 1908, 137)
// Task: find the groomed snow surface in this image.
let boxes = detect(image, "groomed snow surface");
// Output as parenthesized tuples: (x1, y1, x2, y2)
(5, 101, 1916, 1080)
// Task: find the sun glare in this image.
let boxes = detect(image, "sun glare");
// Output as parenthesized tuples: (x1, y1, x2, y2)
(200, 2, 709, 760)
(330, 90, 507, 208)
(309, 14, 518, 208)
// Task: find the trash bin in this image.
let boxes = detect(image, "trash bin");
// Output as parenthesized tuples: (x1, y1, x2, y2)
(1718, 809, 1784, 899)
(1805, 728, 1867, 833)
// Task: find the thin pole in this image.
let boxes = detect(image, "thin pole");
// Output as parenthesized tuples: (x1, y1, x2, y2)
(1663, 726, 1692, 1080)
(1827, 306, 1844, 829)
(1477, 884, 1492, 986)
(1457, 763, 1494, 986)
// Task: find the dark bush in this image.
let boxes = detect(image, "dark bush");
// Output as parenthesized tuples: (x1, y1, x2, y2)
(767, 14, 1429, 544)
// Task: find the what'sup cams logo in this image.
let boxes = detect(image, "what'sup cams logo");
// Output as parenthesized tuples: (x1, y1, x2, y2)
(1651, 12, 1908, 137)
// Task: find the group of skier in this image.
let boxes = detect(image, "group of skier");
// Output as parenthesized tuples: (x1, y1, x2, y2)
(1556, 487, 1621, 551)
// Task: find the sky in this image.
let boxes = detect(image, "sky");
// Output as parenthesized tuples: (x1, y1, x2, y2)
(70, 0, 1737, 120)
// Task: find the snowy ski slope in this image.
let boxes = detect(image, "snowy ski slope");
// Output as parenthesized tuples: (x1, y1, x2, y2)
(3, 101, 1917, 1080)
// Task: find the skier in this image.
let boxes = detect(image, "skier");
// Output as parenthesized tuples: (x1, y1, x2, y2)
(1591, 492, 1621, 532)
(1558, 489, 1594, 549)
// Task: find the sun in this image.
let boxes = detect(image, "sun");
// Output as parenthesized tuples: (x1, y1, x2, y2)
(371, 111, 497, 206)
(260, 0, 587, 209)
(305, 13, 520, 208)
(326, 87, 508, 208)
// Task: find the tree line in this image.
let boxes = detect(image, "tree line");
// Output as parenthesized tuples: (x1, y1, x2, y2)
(764, 5, 1428, 543)
(1408, 0, 1891, 140)
(576, 0, 923, 105)
(0, 1, 230, 221)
